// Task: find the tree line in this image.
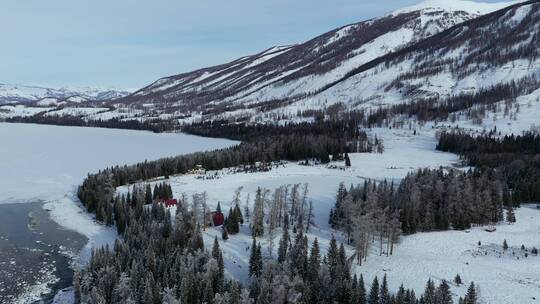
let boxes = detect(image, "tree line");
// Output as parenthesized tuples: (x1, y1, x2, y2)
(182, 119, 364, 141)
(330, 168, 509, 263)
(437, 130, 540, 204)
(5, 115, 177, 133)
(367, 76, 538, 126)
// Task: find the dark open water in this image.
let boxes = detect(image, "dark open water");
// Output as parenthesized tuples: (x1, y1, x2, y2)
(0, 202, 87, 303)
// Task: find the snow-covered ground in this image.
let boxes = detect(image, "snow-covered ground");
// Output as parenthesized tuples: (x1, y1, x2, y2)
(0, 105, 53, 118)
(0, 123, 237, 302)
(119, 127, 538, 303)
(355, 205, 540, 304)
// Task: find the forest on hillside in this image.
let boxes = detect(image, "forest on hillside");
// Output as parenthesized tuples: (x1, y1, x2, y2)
(437, 131, 540, 204)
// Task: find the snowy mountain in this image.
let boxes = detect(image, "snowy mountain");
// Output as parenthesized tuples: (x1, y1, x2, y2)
(300, 0, 539, 113)
(110, 0, 526, 121)
(3, 0, 537, 127)
(0, 83, 131, 105)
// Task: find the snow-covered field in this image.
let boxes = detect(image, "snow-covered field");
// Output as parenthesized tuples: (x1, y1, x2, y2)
(355, 205, 540, 304)
(0, 123, 237, 302)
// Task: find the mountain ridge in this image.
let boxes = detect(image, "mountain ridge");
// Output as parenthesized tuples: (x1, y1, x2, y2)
(124, 1, 510, 107)
(0, 83, 132, 105)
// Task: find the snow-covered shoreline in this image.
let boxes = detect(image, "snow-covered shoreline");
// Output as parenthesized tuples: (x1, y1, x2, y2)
(0, 123, 238, 303)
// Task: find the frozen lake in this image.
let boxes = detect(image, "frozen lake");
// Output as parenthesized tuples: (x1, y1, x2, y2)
(0, 122, 238, 302)
(0, 123, 237, 204)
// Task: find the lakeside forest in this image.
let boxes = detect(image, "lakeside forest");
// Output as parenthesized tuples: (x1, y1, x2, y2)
(73, 115, 539, 304)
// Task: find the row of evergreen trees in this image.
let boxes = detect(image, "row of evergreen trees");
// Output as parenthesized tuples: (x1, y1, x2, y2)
(437, 130, 540, 204)
(6, 114, 177, 133)
(181, 119, 365, 141)
(330, 167, 509, 262)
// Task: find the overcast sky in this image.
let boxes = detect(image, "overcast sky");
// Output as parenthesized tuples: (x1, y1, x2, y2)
(0, 0, 508, 89)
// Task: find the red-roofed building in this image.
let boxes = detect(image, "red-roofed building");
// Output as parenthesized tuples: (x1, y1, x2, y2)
(164, 199, 177, 207)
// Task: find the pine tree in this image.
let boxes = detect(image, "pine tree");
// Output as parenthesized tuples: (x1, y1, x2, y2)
(368, 276, 379, 304)
(345, 153, 352, 167)
(395, 284, 406, 304)
(308, 238, 321, 283)
(212, 237, 225, 292)
(503, 239, 509, 251)
(326, 236, 340, 280)
(255, 243, 263, 277)
(145, 184, 153, 204)
(308, 238, 321, 303)
(436, 280, 452, 304)
(277, 215, 290, 264)
(454, 274, 462, 285)
(423, 279, 436, 304)
(251, 188, 265, 237)
(162, 210, 172, 238)
(379, 274, 390, 304)
(249, 238, 262, 277)
(357, 274, 367, 304)
(225, 206, 240, 235)
(222, 227, 229, 240)
(330, 183, 347, 227)
(506, 207, 516, 223)
(338, 243, 351, 281)
(234, 203, 244, 224)
(217, 201, 222, 213)
(464, 282, 477, 304)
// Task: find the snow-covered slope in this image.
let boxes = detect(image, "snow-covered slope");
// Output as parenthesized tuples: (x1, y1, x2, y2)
(295, 0, 539, 114)
(116, 0, 516, 116)
(0, 83, 131, 105)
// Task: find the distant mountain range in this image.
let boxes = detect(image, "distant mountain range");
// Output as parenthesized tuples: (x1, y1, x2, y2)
(0, 83, 131, 105)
